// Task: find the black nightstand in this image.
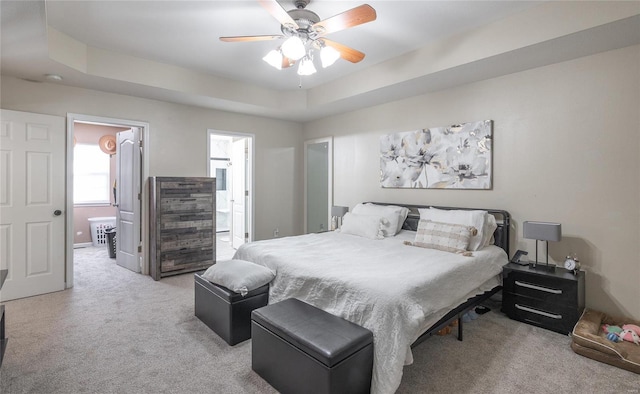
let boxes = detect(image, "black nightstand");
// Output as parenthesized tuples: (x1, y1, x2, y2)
(502, 263, 585, 334)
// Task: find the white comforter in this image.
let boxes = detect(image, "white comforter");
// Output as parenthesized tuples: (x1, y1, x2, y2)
(234, 230, 507, 394)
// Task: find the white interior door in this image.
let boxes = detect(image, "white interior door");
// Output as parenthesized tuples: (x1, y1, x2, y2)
(304, 137, 333, 234)
(0, 109, 66, 301)
(231, 139, 246, 249)
(115, 128, 141, 272)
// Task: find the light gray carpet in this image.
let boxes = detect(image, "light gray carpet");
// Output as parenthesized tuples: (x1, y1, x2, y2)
(1, 247, 637, 393)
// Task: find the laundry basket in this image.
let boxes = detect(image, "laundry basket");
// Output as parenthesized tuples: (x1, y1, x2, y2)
(88, 217, 116, 247)
(104, 228, 117, 258)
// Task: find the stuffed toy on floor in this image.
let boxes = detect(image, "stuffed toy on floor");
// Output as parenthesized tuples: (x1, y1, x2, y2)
(603, 323, 640, 345)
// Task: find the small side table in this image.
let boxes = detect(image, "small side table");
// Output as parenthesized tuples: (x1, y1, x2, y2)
(502, 263, 585, 334)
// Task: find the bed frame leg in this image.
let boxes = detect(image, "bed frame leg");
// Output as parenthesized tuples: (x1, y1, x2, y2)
(457, 316, 463, 341)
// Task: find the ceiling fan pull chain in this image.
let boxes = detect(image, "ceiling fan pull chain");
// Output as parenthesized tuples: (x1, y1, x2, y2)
(298, 75, 303, 89)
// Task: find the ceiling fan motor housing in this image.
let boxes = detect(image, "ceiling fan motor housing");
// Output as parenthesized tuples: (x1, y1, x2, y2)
(283, 9, 320, 34)
(281, 1, 321, 39)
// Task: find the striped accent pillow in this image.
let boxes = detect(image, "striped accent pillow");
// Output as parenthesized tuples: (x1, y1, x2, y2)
(407, 219, 478, 254)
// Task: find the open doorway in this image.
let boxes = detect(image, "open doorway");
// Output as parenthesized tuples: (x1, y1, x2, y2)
(66, 114, 149, 287)
(208, 131, 254, 261)
(71, 123, 127, 248)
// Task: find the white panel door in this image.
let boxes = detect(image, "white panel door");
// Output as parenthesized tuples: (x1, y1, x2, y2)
(231, 139, 245, 249)
(0, 109, 66, 301)
(115, 128, 141, 272)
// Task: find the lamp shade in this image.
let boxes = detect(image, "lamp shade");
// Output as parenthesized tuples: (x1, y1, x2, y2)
(263, 49, 283, 70)
(331, 206, 349, 217)
(297, 56, 317, 76)
(281, 36, 306, 61)
(320, 45, 340, 68)
(523, 221, 561, 242)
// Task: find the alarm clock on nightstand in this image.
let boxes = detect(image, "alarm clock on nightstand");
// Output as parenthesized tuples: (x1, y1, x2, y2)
(564, 255, 581, 275)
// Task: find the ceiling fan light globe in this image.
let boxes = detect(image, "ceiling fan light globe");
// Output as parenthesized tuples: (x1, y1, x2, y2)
(320, 45, 340, 68)
(263, 49, 284, 70)
(281, 36, 306, 61)
(297, 56, 317, 76)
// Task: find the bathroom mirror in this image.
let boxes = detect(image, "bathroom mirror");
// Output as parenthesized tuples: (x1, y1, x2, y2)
(304, 137, 333, 233)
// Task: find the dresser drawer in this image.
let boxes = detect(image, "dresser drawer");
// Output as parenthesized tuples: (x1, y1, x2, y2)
(160, 235, 214, 252)
(503, 270, 578, 306)
(160, 212, 214, 227)
(160, 197, 214, 213)
(503, 293, 581, 334)
(159, 180, 214, 193)
(160, 248, 214, 273)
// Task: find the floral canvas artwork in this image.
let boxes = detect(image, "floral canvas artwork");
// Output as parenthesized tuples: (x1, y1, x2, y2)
(380, 120, 493, 189)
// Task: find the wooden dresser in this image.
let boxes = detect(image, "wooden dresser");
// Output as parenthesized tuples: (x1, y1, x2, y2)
(150, 177, 216, 280)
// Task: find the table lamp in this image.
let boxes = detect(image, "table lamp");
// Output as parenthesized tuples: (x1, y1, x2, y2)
(523, 221, 561, 271)
(331, 206, 349, 230)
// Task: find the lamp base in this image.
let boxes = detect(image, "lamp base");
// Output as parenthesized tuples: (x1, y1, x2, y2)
(529, 262, 557, 272)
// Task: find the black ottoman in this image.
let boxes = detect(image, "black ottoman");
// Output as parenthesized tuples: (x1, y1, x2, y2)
(195, 273, 269, 345)
(251, 298, 373, 394)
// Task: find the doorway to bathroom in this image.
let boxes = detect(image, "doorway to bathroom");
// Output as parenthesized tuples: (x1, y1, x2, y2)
(208, 131, 254, 261)
(71, 122, 127, 251)
(67, 114, 148, 287)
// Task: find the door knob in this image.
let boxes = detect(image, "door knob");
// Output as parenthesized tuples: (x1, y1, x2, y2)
(53, 210, 62, 216)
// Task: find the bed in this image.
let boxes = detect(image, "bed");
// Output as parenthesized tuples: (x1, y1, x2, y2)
(234, 203, 510, 394)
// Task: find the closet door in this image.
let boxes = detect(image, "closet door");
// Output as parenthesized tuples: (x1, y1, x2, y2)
(304, 137, 333, 234)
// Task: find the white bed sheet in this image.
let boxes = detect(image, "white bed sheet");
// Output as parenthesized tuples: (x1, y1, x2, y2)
(234, 230, 507, 394)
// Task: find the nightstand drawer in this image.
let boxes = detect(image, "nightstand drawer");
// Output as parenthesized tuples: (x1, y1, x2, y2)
(503, 270, 578, 306)
(503, 293, 581, 334)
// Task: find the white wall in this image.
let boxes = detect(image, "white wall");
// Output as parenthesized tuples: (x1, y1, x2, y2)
(304, 45, 640, 320)
(0, 76, 304, 267)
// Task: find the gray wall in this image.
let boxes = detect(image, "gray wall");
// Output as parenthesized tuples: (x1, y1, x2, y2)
(303, 45, 640, 319)
(0, 75, 305, 262)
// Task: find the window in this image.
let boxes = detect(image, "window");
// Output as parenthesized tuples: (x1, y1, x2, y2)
(74, 144, 111, 205)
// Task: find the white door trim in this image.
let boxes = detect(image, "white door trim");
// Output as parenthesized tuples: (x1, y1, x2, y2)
(231, 138, 246, 249)
(66, 114, 150, 287)
(207, 129, 254, 244)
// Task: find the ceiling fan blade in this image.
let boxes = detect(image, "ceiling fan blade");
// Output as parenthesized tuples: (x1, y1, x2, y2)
(258, 0, 299, 30)
(322, 39, 365, 63)
(219, 35, 283, 42)
(313, 4, 376, 37)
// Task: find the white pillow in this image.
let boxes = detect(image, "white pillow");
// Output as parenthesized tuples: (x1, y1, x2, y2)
(418, 208, 487, 251)
(352, 203, 409, 236)
(201, 260, 275, 296)
(405, 219, 477, 255)
(339, 212, 384, 240)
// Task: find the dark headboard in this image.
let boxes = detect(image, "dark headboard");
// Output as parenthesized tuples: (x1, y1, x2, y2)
(365, 202, 511, 256)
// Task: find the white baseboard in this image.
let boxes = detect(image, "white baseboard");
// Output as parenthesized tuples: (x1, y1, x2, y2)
(73, 242, 93, 249)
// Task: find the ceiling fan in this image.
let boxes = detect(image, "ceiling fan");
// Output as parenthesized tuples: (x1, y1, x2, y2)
(220, 0, 377, 76)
